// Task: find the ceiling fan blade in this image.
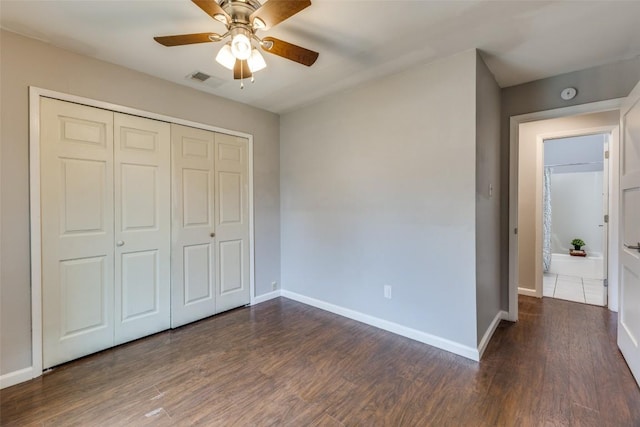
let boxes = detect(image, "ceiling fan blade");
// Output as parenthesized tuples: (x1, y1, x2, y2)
(250, 0, 311, 30)
(233, 59, 253, 80)
(154, 33, 219, 47)
(192, 0, 230, 23)
(261, 36, 318, 66)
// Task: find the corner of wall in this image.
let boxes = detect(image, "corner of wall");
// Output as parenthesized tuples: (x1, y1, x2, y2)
(475, 51, 502, 345)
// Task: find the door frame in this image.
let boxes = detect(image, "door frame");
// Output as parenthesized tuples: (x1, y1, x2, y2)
(28, 86, 256, 378)
(533, 127, 616, 300)
(508, 98, 623, 321)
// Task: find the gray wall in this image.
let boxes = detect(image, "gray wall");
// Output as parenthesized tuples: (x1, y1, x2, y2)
(500, 56, 640, 307)
(0, 30, 280, 375)
(475, 54, 502, 344)
(280, 50, 479, 348)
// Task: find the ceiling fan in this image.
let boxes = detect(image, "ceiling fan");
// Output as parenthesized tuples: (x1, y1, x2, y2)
(154, 0, 319, 84)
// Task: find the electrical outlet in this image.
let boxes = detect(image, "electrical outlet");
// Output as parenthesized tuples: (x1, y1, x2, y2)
(384, 285, 392, 299)
(271, 281, 278, 291)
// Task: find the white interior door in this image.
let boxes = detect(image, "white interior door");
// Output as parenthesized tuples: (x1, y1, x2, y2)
(602, 138, 609, 305)
(41, 98, 115, 369)
(171, 124, 216, 327)
(114, 113, 171, 344)
(619, 79, 640, 385)
(214, 133, 250, 312)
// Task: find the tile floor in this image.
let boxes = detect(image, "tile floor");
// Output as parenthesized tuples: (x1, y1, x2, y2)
(543, 273, 606, 306)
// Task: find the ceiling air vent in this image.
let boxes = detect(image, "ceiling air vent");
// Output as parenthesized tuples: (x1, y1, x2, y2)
(190, 71, 211, 82)
(186, 71, 225, 88)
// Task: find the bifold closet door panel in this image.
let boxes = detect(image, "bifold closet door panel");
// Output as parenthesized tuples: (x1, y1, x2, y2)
(214, 133, 250, 313)
(41, 98, 115, 369)
(170, 124, 217, 328)
(113, 113, 171, 345)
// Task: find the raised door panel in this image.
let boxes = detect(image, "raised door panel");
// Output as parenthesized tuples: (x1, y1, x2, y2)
(621, 188, 640, 351)
(171, 124, 216, 327)
(219, 172, 242, 225)
(623, 101, 640, 176)
(59, 159, 106, 235)
(219, 240, 243, 294)
(114, 113, 171, 344)
(183, 244, 213, 304)
(41, 98, 115, 369)
(120, 164, 158, 231)
(59, 257, 108, 338)
(183, 168, 212, 228)
(121, 250, 160, 321)
(214, 133, 250, 313)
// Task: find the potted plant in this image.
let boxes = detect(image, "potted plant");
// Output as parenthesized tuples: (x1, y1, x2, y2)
(571, 238, 585, 251)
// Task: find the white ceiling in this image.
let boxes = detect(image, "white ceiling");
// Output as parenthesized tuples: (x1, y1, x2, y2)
(2, 0, 639, 113)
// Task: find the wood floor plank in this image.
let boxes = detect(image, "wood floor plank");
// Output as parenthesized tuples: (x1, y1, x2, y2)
(2, 296, 639, 426)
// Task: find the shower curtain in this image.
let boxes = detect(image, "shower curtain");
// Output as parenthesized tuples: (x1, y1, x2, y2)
(543, 167, 552, 272)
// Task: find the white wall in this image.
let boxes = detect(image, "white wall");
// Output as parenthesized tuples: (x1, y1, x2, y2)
(280, 50, 479, 349)
(0, 30, 280, 376)
(550, 171, 604, 254)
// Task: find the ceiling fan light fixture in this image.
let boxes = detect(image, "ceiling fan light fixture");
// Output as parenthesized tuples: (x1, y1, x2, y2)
(215, 44, 235, 70)
(252, 17, 266, 30)
(231, 33, 252, 60)
(247, 48, 267, 73)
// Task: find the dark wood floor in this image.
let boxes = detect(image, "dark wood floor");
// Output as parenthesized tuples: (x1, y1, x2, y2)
(2, 296, 639, 426)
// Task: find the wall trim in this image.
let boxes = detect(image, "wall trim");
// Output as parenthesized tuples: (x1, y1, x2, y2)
(28, 86, 256, 381)
(251, 290, 281, 305)
(0, 367, 34, 390)
(518, 287, 539, 298)
(280, 290, 481, 361)
(508, 97, 624, 322)
(478, 310, 509, 359)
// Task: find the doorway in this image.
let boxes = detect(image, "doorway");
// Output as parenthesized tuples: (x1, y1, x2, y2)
(541, 133, 609, 306)
(509, 102, 623, 320)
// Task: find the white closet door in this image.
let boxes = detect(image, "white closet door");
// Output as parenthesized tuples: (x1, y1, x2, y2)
(171, 124, 217, 327)
(214, 133, 250, 312)
(114, 113, 171, 344)
(41, 98, 115, 369)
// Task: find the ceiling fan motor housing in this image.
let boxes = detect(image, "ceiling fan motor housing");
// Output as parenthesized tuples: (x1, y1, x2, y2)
(219, 0, 262, 25)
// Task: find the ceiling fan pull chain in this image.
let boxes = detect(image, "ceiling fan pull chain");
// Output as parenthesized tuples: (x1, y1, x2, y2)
(240, 60, 244, 89)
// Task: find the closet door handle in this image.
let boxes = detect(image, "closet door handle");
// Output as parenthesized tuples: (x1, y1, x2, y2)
(624, 242, 640, 251)
(210, 232, 215, 238)
(116, 240, 125, 247)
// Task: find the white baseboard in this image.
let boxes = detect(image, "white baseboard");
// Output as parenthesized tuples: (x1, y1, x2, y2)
(251, 290, 281, 305)
(518, 287, 539, 298)
(477, 310, 509, 359)
(0, 366, 34, 389)
(280, 290, 480, 361)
